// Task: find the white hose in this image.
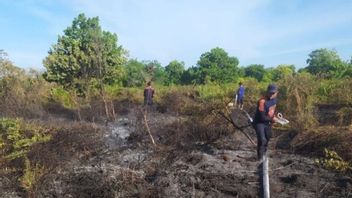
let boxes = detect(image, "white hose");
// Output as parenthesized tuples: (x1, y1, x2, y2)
(263, 154, 270, 198)
(234, 94, 238, 106)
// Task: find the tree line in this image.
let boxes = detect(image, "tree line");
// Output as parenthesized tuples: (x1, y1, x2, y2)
(3, 13, 352, 91)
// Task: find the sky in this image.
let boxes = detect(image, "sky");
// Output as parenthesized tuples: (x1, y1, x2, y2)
(1, 0, 352, 70)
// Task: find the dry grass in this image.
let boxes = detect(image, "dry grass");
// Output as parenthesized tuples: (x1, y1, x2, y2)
(277, 73, 319, 130)
(337, 107, 352, 126)
(291, 126, 352, 161)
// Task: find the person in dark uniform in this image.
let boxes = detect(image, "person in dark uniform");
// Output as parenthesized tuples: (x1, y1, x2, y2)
(253, 84, 279, 161)
(144, 81, 154, 106)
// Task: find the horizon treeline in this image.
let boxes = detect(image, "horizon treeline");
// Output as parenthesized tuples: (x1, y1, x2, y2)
(1, 13, 352, 88)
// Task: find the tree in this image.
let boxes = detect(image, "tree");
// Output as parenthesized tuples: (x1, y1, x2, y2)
(43, 13, 126, 120)
(43, 13, 126, 89)
(123, 59, 148, 87)
(305, 48, 344, 77)
(262, 67, 274, 82)
(271, 64, 295, 81)
(197, 47, 239, 84)
(333, 61, 352, 78)
(165, 60, 185, 85)
(143, 60, 167, 85)
(244, 64, 266, 81)
(180, 66, 199, 85)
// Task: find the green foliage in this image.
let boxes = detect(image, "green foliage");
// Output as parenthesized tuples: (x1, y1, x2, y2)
(50, 87, 77, 109)
(181, 66, 200, 85)
(123, 59, 171, 86)
(21, 157, 46, 191)
(305, 48, 346, 78)
(0, 118, 51, 160)
(243, 64, 266, 82)
(123, 59, 148, 87)
(238, 78, 265, 103)
(196, 84, 233, 101)
(315, 148, 352, 172)
(0, 118, 51, 193)
(195, 78, 263, 103)
(261, 68, 273, 82)
(271, 64, 295, 81)
(196, 47, 239, 84)
(165, 60, 185, 85)
(43, 13, 126, 93)
(338, 64, 352, 78)
(145, 60, 167, 85)
(104, 84, 123, 98)
(317, 78, 352, 104)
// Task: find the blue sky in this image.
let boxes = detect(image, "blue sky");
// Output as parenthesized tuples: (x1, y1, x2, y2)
(1, 0, 352, 70)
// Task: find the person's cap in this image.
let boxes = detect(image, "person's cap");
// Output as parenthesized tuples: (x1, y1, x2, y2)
(267, 84, 278, 93)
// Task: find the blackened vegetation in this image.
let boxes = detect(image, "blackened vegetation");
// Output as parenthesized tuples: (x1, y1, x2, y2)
(1, 89, 352, 197)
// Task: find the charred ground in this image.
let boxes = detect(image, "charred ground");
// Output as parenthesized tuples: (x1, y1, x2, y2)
(0, 90, 352, 198)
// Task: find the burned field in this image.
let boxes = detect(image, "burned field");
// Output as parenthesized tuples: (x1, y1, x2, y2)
(0, 92, 350, 198)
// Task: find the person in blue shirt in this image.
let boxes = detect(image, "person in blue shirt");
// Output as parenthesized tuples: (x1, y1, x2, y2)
(236, 82, 245, 110)
(253, 84, 280, 161)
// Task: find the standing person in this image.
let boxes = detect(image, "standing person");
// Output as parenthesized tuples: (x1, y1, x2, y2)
(236, 82, 245, 110)
(253, 84, 279, 161)
(144, 81, 155, 106)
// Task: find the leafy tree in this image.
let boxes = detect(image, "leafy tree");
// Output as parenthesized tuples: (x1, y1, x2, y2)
(123, 59, 148, 87)
(143, 60, 167, 85)
(244, 64, 266, 81)
(197, 47, 239, 84)
(123, 59, 168, 86)
(262, 67, 274, 82)
(305, 48, 344, 77)
(43, 13, 126, 90)
(237, 67, 245, 77)
(272, 64, 295, 81)
(180, 66, 199, 85)
(338, 62, 352, 78)
(43, 13, 126, 120)
(165, 60, 185, 85)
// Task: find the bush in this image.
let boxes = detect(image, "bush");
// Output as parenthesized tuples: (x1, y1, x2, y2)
(278, 73, 319, 130)
(0, 118, 51, 161)
(50, 87, 77, 109)
(0, 118, 52, 194)
(337, 107, 352, 126)
(0, 68, 52, 118)
(317, 77, 352, 105)
(315, 148, 352, 172)
(291, 126, 352, 161)
(21, 157, 46, 192)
